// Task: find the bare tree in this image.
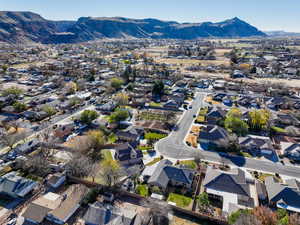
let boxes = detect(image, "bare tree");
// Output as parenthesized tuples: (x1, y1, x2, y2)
(98, 159, 123, 187)
(20, 155, 52, 177)
(37, 128, 60, 159)
(289, 213, 300, 225)
(0, 130, 27, 152)
(70, 136, 94, 155)
(90, 163, 100, 183)
(66, 154, 94, 178)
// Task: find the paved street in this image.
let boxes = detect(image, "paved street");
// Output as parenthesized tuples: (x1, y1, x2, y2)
(156, 92, 300, 179)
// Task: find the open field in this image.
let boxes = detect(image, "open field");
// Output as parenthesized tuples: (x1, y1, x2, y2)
(246, 77, 300, 88)
(155, 58, 230, 67)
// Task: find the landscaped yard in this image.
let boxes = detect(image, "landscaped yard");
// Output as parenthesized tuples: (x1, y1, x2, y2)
(108, 133, 118, 143)
(239, 152, 253, 158)
(195, 115, 205, 123)
(191, 125, 201, 134)
(149, 102, 162, 107)
(205, 96, 220, 105)
(145, 132, 167, 141)
(179, 160, 197, 169)
(138, 145, 153, 151)
(135, 184, 149, 197)
(186, 134, 198, 148)
(167, 193, 192, 208)
(146, 157, 161, 166)
(101, 150, 113, 161)
(138, 111, 175, 122)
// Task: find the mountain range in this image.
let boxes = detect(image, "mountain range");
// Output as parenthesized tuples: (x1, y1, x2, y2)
(0, 11, 266, 44)
(264, 30, 300, 37)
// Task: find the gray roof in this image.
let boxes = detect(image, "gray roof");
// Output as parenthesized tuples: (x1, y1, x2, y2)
(83, 202, 136, 225)
(284, 143, 300, 160)
(199, 125, 229, 142)
(265, 176, 300, 209)
(0, 172, 37, 197)
(203, 166, 251, 197)
(22, 203, 51, 223)
(239, 136, 273, 151)
(207, 107, 227, 118)
(148, 159, 194, 189)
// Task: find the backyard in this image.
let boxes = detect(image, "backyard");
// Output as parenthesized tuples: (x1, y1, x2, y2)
(167, 193, 192, 208)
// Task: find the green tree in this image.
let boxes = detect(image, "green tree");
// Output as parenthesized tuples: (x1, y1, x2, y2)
(87, 130, 106, 150)
(42, 105, 57, 117)
(224, 108, 248, 136)
(228, 209, 251, 225)
(80, 110, 98, 125)
(152, 80, 164, 97)
(2, 87, 23, 97)
(110, 78, 124, 90)
(99, 159, 122, 187)
(225, 116, 248, 136)
(198, 192, 210, 211)
(109, 108, 129, 123)
(13, 101, 27, 112)
(114, 93, 129, 106)
(248, 109, 271, 131)
(1, 65, 8, 73)
(69, 97, 82, 107)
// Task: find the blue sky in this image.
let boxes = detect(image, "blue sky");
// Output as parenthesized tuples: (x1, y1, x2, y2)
(1, 0, 299, 32)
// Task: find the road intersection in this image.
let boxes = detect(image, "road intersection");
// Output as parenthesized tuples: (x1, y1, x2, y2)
(156, 92, 300, 179)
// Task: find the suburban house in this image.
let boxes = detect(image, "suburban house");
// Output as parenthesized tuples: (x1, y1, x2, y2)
(114, 143, 143, 167)
(147, 159, 195, 191)
(206, 107, 227, 124)
(281, 143, 300, 162)
(198, 125, 230, 149)
(0, 172, 38, 198)
(115, 127, 144, 143)
(96, 101, 116, 114)
(53, 123, 75, 139)
(203, 166, 258, 215)
(163, 99, 180, 110)
(22, 111, 48, 121)
(274, 114, 300, 127)
(83, 201, 139, 225)
(239, 135, 278, 162)
(46, 172, 66, 189)
(14, 139, 40, 155)
(265, 176, 300, 213)
(22, 184, 86, 224)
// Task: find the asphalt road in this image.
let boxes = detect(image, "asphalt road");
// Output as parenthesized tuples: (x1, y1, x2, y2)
(156, 92, 300, 179)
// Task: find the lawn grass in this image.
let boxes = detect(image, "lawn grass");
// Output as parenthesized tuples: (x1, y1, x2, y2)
(257, 173, 273, 182)
(108, 133, 118, 143)
(239, 152, 253, 158)
(167, 193, 192, 208)
(145, 132, 167, 141)
(138, 145, 153, 151)
(139, 111, 170, 122)
(179, 160, 197, 169)
(146, 157, 161, 166)
(101, 150, 113, 161)
(271, 126, 286, 134)
(149, 102, 162, 107)
(136, 184, 149, 197)
(195, 115, 205, 123)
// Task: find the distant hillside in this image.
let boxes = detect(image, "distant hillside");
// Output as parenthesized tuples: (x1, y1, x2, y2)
(0, 11, 266, 44)
(265, 30, 300, 37)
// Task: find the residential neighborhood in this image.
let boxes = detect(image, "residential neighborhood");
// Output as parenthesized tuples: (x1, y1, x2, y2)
(1, 31, 300, 225)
